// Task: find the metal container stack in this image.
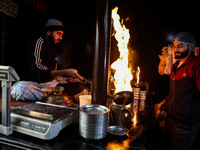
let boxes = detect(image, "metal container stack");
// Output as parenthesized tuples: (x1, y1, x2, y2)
(79, 104, 110, 140)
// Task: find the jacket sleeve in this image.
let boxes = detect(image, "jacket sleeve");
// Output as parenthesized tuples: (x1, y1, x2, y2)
(27, 38, 52, 83)
(194, 60, 200, 92)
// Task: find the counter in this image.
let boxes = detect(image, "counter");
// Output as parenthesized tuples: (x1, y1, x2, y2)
(0, 123, 146, 150)
(0, 104, 156, 150)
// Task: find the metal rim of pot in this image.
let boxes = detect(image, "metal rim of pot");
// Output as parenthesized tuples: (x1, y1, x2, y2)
(79, 104, 110, 115)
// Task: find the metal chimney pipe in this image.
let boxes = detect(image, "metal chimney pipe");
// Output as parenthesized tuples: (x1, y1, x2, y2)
(92, 0, 112, 105)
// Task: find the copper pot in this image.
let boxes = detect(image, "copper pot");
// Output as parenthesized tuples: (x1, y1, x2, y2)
(47, 86, 65, 105)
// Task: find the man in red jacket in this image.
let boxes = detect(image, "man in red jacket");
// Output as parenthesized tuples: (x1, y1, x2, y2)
(159, 32, 200, 150)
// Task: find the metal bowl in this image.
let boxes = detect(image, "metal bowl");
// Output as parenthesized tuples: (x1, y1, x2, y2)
(108, 91, 133, 105)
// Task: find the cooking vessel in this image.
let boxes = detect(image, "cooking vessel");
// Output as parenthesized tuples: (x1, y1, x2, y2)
(47, 86, 65, 104)
(108, 91, 133, 105)
(47, 86, 74, 106)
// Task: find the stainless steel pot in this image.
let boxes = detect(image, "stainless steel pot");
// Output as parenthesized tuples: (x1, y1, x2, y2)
(79, 104, 110, 140)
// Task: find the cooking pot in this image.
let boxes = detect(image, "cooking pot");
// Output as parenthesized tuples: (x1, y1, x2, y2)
(47, 86, 65, 104)
(47, 86, 74, 106)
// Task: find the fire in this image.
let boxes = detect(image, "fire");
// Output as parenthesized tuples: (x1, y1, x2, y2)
(105, 142, 125, 150)
(111, 6, 132, 94)
(136, 66, 140, 84)
(105, 140, 130, 150)
(132, 111, 137, 126)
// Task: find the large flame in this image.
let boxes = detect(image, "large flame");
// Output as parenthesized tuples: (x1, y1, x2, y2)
(111, 7, 132, 94)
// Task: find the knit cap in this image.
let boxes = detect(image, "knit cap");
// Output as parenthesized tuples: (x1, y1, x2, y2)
(45, 19, 64, 31)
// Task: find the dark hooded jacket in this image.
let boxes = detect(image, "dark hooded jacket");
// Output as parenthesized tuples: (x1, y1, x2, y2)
(22, 37, 57, 83)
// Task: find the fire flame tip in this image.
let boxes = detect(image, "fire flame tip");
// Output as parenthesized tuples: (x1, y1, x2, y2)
(136, 67, 140, 84)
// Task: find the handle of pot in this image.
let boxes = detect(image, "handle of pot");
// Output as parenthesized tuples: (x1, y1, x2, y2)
(124, 108, 133, 122)
(107, 93, 113, 99)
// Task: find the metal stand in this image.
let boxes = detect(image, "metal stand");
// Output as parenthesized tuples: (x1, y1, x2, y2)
(0, 65, 19, 136)
(0, 81, 13, 135)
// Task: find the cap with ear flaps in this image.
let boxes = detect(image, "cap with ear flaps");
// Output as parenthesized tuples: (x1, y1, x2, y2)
(45, 19, 64, 31)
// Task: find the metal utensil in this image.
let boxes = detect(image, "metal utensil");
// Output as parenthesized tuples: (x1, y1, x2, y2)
(81, 76, 92, 85)
(122, 94, 131, 108)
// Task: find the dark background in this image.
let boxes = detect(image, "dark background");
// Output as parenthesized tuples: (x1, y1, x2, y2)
(1, 0, 199, 102)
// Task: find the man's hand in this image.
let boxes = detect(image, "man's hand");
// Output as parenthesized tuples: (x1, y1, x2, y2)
(158, 100, 165, 109)
(63, 69, 83, 80)
(51, 68, 83, 80)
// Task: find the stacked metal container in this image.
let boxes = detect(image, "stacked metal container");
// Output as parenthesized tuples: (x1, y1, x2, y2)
(79, 104, 110, 140)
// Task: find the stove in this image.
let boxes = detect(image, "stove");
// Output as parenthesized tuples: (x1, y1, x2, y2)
(11, 102, 78, 140)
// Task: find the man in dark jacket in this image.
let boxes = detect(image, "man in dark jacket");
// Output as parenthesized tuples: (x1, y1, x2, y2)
(23, 19, 82, 83)
(159, 32, 200, 150)
(11, 19, 87, 101)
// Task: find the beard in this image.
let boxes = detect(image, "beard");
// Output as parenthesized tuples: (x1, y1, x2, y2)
(174, 48, 190, 59)
(47, 33, 60, 46)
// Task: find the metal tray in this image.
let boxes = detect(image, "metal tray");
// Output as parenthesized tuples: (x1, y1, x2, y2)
(108, 126, 128, 136)
(11, 102, 78, 122)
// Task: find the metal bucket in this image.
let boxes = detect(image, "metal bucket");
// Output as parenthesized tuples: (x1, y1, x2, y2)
(79, 104, 110, 140)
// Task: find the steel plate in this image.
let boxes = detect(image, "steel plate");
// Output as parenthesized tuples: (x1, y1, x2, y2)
(108, 126, 128, 136)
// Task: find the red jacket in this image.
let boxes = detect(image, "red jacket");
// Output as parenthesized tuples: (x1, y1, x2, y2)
(166, 53, 200, 124)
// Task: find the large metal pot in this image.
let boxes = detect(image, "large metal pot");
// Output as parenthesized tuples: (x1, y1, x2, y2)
(79, 104, 110, 140)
